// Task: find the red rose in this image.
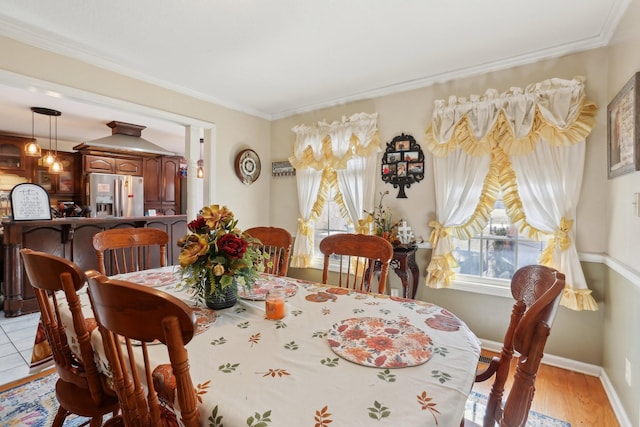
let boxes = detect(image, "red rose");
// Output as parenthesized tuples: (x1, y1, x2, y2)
(218, 233, 248, 259)
(187, 217, 207, 233)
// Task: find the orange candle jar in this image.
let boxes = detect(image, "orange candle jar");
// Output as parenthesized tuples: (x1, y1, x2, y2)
(265, 288, 286, 320)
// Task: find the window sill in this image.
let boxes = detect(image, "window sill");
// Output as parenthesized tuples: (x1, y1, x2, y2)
(310, 257, 343, 273)
(448, 276, 513, 299)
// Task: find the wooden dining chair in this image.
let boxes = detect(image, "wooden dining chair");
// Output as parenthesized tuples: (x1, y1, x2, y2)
(319, 233, 394, 294)
(20, 248, 119, 427)
(463, 265, 566, 427)
(92, 227, 169, 275)
(85, 270, 200, 427)
(245, 226, 293, 276)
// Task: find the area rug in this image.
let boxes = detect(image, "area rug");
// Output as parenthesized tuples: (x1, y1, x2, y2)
(0, 370, 89, 427)
(465, 390, 571, 426)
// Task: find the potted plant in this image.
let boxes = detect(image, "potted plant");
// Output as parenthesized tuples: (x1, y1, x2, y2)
(177, 204, 264, 309)
(365, 191, 401, 246)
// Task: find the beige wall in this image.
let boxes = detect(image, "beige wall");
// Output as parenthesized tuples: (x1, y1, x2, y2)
(602, 2, 640, 423)
(607, 9, 640, 272)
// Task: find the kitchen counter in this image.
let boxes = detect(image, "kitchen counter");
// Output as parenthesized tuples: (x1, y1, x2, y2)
(1, 215, 187, 317)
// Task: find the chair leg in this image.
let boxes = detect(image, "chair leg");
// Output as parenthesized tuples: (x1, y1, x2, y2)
(52, 406, 69, 427)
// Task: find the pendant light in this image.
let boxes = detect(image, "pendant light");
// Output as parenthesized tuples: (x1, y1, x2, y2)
(196, 138, 205, 178)
(31, 107, 63, 174)
(24, 108, 42, 157)
(42, 113, 56, 166)
(48, 112, 63, 174)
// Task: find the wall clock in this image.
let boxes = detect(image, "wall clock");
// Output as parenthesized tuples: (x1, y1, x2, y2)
(235, 148, 261, 184)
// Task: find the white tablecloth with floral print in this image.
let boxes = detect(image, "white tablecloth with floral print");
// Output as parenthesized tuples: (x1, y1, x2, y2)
(67, 266, 481, 426)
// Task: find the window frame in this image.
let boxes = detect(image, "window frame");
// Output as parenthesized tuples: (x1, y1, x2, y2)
(449, 197, 545, 296)
(310, 188, 355, 270)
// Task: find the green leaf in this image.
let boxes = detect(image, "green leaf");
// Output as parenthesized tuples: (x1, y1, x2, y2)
(377, 369, 396, 383)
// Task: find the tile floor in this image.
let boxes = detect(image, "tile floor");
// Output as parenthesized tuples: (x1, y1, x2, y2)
(0, 311, 40, 386)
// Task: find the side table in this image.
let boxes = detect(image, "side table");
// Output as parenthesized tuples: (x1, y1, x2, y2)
(375, 244, 420, 299)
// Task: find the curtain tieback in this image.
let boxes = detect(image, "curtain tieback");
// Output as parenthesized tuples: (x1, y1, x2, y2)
(554, 217, 574, 250)
(429, 220, 448, 247)
(356, 216, 373, 234)
(297, 218, 313, 237)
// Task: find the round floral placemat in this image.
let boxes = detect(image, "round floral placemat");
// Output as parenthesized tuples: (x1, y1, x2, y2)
(327, 317, 433, 368)
(238, 276, 298, 300)
(111, 268, 180, 287)
(191, 305, 218, 334)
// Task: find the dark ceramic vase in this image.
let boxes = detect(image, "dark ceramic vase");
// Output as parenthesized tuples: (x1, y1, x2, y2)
(204, 278, 237, 310)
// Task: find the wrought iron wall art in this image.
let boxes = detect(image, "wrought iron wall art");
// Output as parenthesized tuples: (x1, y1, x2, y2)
(381, 133, 424, 198)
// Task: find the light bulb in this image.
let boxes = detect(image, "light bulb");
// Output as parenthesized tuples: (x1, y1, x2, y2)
(24, 141, 42, 157)
(197, 165, 204, 178)
(43, 152, 55, 165)
(49, 159, 63, 174)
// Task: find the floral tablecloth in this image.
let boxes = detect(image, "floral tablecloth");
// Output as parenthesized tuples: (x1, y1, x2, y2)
(65, 266, 481, 426)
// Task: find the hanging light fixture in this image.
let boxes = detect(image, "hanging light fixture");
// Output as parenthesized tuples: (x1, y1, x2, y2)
(24, 108, 42, 157)
(196, 138, 205, 178)
(31, 107, 63, 173)
(48, 111, 63, 174)
(42, 114, 56, 166)
(42, 113, 56, 166)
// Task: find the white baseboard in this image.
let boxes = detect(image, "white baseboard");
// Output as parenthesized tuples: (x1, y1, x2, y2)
(599, 369, 633, 427)
(479, 339, 631, 427)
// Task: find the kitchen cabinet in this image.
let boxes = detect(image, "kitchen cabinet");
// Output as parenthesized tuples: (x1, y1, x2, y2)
(0, 135, 35, 177)
(34, 152, 79, 197)
(83, 154, 142, 176)
(115, 158, 143, 175)
(143, 156, 181, 215)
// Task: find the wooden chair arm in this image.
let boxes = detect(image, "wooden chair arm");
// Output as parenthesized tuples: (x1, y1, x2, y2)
(475, 356, 501, 382)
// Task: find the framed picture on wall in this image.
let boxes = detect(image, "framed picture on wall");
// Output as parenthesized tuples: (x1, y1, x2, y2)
(608, 72, 640, 179)
(58, 171, 73, 193)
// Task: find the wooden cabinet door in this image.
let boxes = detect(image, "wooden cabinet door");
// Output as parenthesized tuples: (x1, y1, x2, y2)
(115, 158, 143, 176)
(162, 156, 180, 205)
(143, 157, 162, 204)
(143, 156, 181, 215)
(55, 152, 77, 195)
(0, 135, 34, 176)
(35, 152, 78, 197)
(84, 155, 116, 173)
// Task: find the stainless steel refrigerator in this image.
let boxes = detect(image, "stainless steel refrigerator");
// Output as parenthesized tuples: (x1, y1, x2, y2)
(88, 172, 144, 217)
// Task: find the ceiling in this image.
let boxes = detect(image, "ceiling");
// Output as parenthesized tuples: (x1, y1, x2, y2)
(0, 0, 632, 154)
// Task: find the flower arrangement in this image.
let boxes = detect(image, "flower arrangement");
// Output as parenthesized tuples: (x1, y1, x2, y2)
(177, 204, 264, 305)
(365, 190, 400, 245)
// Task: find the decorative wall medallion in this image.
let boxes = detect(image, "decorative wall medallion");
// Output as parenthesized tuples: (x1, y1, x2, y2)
(381, 133, 425, 198)
(271, 160, 296, 177)
(235, 148, 261, 184)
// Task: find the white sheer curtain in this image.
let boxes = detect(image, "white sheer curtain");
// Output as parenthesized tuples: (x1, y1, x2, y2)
(289, 125, 325, 268)
(289, 113, 381, 268)
(424, 77, 598, 311)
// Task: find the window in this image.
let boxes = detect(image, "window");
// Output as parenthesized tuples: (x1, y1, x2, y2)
(312, 188, 354, 265)
(452, 199, 544, 283)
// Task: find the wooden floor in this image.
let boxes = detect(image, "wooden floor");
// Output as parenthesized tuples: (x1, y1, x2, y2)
(473, 351, 619, 426)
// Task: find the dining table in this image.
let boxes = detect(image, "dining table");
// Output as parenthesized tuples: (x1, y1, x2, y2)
(63, 266, 481, 426)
